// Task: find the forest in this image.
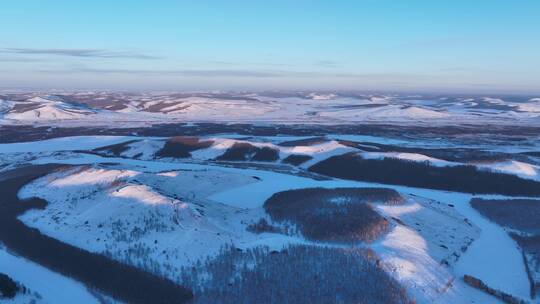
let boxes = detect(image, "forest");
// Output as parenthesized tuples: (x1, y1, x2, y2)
(216, 142, 279, 161)
(262, 187, 402, 243)
(309, 153, 540, 196)
(157, 136, 214, 158)
(180, 244, 414, 304)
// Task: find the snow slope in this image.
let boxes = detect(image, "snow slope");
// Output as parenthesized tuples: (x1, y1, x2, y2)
(4, 96, 96, 121)
(0, 246, 97, 304)
(477, 160, 540, 181)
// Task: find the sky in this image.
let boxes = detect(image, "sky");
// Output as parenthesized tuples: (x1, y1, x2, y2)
(1, 0, 539, 93)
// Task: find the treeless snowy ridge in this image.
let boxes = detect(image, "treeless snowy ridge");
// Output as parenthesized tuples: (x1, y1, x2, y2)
(477, 160, 540, 181)
(359, 152, 455, 167)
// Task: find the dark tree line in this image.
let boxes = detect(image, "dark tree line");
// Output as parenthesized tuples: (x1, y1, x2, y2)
(216, 142, 279, 162)
(3, 122, 540, 144)
(0, 273, 20, 299)
(251, 147, 280, 161)
(281, 154, 313, 166)
(463, 275, 525, 304)
(246, 218, 286, 234)
(309, 153, 540, 196)
(277, 136, 327, 147)
(157, 136, 214, 158)
(511, 234, 540, 299)
(92, 139, 140, 156)
(470, 199, 540, 234)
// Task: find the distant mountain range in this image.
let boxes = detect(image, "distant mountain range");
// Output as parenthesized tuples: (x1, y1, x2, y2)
(1, 91, 539, 126)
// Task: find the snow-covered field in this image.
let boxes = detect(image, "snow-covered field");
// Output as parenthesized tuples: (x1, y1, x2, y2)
(1, 131, 539, 303)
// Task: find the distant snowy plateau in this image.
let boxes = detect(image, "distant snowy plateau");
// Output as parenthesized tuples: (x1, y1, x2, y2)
(1, 91, 540, 304)
(0, 91, 539, 126)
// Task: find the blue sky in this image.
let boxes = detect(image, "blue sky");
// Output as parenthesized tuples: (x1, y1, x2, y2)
(1, 0, 539, 93)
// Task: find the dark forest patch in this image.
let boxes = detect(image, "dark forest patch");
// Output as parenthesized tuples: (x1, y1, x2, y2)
(180, 245, 414, 304)
(93, 140, 139, 156)
(309, 153, 540, 196)
(0, 273, 20, 299)
(251, 147, 280, 161)
(2, 123, 540, 144)
(216, 142, 258, 161)
(281, 154, 313, 166)
(263, 188, 403, 243)
(246, 218, 285, 234)
(216, 142, 279, 162)
(277, 137, 327, 147)
(157, 136, 214, 158)
(523, 152, 540, 158)
(470, 199, 540, 234)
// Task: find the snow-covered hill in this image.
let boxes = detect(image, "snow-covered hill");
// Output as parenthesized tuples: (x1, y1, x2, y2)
(3, 96, 97, 121)
(7, 152, 511, 303)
